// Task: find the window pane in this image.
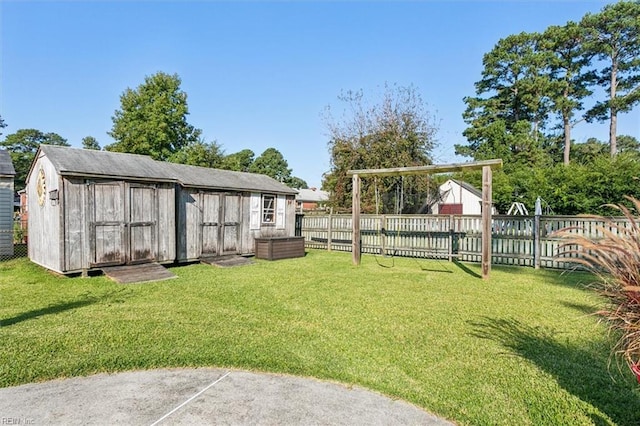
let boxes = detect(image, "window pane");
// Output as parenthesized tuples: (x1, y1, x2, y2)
(262, 195, 275, 223)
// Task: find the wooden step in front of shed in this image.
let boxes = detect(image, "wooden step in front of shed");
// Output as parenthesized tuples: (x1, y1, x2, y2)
(101, 263, 177, 284)
(201, 255, 255, 268)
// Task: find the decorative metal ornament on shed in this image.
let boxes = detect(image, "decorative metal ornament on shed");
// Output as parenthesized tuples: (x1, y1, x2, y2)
(36, 168, 46, 206)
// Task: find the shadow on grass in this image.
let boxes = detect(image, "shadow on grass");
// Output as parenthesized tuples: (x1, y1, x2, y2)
(561, 301, 600, 316)
(1, 289, 131, 327)
(453, 260, 481, 279)
(470, 317, 640, 425)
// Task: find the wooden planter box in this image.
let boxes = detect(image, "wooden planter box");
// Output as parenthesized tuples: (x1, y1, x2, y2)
(254, 236, 305, 261)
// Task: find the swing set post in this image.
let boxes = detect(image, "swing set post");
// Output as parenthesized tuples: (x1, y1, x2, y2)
(352, 174, 361, 265)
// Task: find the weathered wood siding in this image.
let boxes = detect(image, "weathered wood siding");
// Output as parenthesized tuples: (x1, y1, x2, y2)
(176, 189, 242, 261)
(0, 176, 14, 256)
(240, 193, 296, 255)
(26, 145, 294, 273)
(27, 154, 62, 271)
(222, 193, 241, 255)
(156, 183, 176, 263)
(35, 174, 177, 274)
(63, 178, 86, 271)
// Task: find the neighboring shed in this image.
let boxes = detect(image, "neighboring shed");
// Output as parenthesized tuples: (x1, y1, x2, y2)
(26, 145, 297, 274)
(0, 150, 16, 257)
(432, 179, 498, 215)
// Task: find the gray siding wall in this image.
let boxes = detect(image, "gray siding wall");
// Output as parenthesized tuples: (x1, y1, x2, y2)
(61, 179, 176, 273)
(176, 188, 200, 262)
(28, 168, 177, 273)
(240, 193, 296, 255)
(63, 178, 86, 271)
(27, 155, 62, 272)
(0, 177, 14, 256)
(156, 183, 176, 263)
(176, 188, 242, 261)
(177, 189, 296, 259)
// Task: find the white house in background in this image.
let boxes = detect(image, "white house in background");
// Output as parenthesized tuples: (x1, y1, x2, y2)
(295, 188, 329, 212)
(431, 179, 497, 215)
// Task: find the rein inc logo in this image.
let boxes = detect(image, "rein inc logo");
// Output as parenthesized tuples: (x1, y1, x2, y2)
(1, 419, 34, 425)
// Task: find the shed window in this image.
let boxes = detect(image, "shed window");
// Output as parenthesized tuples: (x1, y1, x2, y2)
(262, 195, 276, 224)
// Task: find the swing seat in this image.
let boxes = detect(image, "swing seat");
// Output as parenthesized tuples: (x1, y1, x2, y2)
(631, 362, 640, 383)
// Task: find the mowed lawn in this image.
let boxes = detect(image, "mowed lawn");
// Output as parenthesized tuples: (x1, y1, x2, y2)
(1, 250, 639, 425)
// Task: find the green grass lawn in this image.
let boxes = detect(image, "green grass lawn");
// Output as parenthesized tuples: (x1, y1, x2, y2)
(1, 250, 639, 425)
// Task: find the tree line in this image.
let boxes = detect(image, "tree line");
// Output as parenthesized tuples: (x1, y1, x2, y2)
(0, 72, 307, 191)
(453, 0, 640, 215)
(321, 1, 640, 215)
(456, 1, 639, 165)
(2, 1, 638, 214)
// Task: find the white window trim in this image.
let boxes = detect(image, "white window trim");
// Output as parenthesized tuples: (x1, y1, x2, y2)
(276, 195, 286, 229)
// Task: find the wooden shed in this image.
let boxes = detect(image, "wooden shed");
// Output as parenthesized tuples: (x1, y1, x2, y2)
(169, 162, 298, 263)
(0, 150, 16, 257)
(26, 145, 297, 274)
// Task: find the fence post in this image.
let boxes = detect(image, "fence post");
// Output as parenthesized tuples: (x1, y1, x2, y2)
(533, 197, 542, 269)
(327, 212, 332, 252)
(352, 174, 361, 265)
(381, 215, 387, 256)
(448, 215, 454, 262)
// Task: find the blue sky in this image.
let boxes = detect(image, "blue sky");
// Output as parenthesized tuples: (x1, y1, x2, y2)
(2, 1, 638, 188)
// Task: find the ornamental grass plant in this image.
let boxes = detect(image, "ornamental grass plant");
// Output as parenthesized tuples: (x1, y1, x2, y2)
(559, 196, 640, 382)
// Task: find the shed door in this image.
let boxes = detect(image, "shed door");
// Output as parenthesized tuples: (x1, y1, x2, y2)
(128, 184, 156, 264)
(90, 182, 126, 266)
(221, 193, 240, 255)
(201, 192, 220, 257)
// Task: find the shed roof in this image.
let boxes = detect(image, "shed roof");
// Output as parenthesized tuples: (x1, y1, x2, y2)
(162, 161, 297, 194)
(36, 145, 296, 194)
(0, 150, 16, 176)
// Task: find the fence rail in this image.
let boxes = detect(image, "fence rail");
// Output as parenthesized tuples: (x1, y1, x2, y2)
(299, 214, 632, 270)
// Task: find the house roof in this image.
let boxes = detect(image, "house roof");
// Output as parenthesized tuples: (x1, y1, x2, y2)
(449, 179, 482, 198)
(35, 145, 296, 195)
(0, 150, 16, 176)
(296, 188, 329, 202)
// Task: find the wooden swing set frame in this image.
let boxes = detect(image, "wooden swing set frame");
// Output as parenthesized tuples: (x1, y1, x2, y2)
(347, 159, 502, 279)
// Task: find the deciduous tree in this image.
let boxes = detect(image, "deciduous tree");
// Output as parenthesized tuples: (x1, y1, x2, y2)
(323, 84, 438, 212)
(286, 176, 308, 189)
(168, 139, 224, 168)
(249, 148, 292, 182)
(0, 129, 69, 189)
(221, 149, 255, 172)
(106, 72, 201, 160)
